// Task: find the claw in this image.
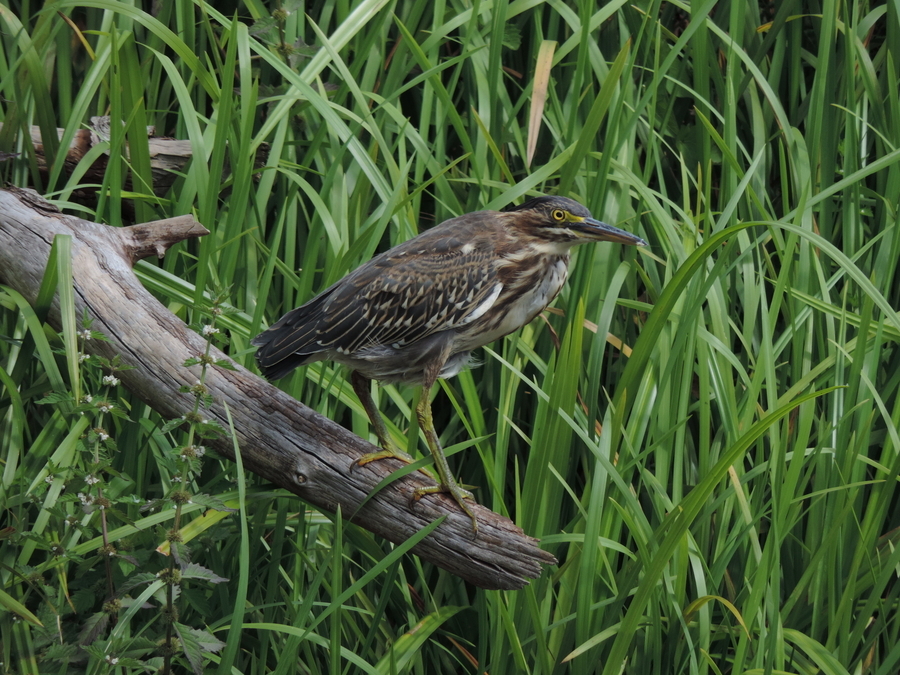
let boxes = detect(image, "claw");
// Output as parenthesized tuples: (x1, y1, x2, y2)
(412, 481, 478, 535)
(352, 447, 416, 468)
(350, 448, 436, 480)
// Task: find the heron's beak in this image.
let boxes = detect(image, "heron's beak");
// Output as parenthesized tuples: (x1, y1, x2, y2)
(572, 217, 647, 246)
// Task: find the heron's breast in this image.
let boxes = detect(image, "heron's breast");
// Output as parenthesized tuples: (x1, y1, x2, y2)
(458, 254, 570, 349)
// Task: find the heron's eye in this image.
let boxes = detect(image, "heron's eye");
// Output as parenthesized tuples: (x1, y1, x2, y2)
(552, 209, 566, 221)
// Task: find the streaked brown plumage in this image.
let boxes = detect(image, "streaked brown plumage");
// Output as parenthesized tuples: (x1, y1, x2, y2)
(253, 195, 646, 533)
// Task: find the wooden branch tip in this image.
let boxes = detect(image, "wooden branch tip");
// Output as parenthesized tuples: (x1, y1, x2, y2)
(121, 217, 210, 263)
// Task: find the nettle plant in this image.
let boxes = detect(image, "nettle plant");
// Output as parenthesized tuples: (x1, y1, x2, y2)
(22, 292, 237, 674)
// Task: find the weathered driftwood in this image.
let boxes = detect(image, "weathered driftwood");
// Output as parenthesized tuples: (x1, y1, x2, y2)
(0, 188, 557, 590)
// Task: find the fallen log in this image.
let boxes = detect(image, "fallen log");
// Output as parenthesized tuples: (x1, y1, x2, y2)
(2, 119, 268, 196)
(0, 188, 557, 590)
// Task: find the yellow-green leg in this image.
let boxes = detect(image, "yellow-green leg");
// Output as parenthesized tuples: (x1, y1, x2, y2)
(350, 373, 435, 482)
(350, 370, 413, 466)
(410, 370, 478, 534)
(350, 369, 477, 533)
(350, 371, 417, 467)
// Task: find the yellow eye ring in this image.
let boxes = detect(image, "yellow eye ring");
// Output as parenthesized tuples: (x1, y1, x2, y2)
(552, 209, 565, 221)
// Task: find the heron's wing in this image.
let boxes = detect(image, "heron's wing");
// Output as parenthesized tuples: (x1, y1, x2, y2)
(322, 218, 503, 352)
(253, 213, 506, 369)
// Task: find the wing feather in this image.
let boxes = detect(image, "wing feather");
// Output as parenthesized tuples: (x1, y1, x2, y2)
(253, 211, 509, 376)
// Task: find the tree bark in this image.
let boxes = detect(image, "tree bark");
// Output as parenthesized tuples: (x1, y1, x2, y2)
(0, 188, 557, 590)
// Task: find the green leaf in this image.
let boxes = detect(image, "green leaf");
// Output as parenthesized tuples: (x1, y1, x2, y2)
(180, 562, 228, 584)
(187, 493, 237, 513)
(0, 588, 42, 626)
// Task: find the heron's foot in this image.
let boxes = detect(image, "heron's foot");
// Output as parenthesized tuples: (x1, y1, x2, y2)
(412, 481, 478, 535)
(353, 447, 415, 467)
(351, 448, 435, 480)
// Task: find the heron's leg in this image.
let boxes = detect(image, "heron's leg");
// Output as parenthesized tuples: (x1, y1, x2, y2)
(349, 371, 409, 461)
(350, 372, 436, 481)
(410, 366, 478, 534)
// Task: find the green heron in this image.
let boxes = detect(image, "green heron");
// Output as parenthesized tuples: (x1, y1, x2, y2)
(252, 195, 646, 533)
